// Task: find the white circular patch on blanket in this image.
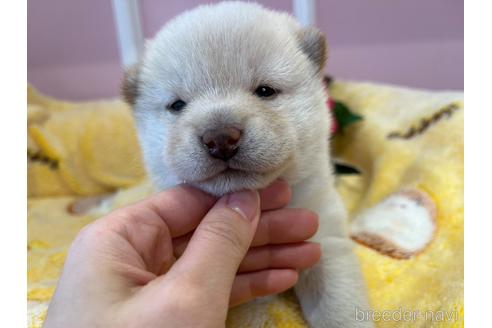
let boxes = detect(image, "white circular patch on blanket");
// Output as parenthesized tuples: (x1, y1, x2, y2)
(350, 189, 436, 259)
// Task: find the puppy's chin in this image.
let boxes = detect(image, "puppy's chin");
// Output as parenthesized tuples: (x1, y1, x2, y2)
(170, 151, 294, 196)
(187, 169, 281, 197)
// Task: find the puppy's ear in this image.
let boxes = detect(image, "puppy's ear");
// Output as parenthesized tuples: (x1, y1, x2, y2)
(298, 27, 327, 73)
(121, 63, 141, 105)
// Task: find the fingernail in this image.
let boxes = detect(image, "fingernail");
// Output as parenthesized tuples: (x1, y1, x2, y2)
(226, 190, 259, 221)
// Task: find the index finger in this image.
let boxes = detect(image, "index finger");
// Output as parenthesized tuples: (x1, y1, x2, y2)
(125, 184, 216, 238)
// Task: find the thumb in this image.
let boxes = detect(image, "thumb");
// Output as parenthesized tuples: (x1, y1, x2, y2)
(171, 190, 260, 296)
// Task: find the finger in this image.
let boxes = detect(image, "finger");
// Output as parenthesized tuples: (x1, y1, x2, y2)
(252, 208, 319, 246)
(229, 269, 299, 307)
(258, 179, 291, 211)
(122, 184, 217, 238)
(171, 190, 260, 296)
(172, 208, 318, 257)
(238, 242, 321, 273)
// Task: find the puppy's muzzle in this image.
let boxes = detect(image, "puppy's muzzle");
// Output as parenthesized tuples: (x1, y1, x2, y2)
(201, 127, 241, 161)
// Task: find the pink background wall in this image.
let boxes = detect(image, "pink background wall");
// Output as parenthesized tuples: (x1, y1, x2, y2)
(27, 0, 463, 100)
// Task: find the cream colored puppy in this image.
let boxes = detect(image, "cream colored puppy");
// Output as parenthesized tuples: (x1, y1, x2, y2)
(123, 2, 372, 327)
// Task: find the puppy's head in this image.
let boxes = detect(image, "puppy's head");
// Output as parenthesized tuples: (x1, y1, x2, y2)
(124, 2, 331, 196)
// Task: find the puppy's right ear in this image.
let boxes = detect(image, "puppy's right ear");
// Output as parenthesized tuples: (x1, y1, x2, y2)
(121, 63, 141, 105)
(298, 27, 327, 73)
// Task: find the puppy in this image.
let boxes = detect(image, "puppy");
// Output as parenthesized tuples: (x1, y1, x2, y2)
(123, 2, 372, 327)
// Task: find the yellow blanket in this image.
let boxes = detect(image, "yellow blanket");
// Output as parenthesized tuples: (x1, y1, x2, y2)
(27, 81, 463, 327)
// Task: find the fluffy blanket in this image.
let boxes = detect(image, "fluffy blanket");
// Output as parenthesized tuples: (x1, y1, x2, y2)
(27, 81, 463, 327)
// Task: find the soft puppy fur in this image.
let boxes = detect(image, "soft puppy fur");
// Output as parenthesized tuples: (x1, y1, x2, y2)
(124, 2, 372, 327)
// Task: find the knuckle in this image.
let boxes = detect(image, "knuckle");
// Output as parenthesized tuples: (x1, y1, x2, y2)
(73, 222, 99, 244)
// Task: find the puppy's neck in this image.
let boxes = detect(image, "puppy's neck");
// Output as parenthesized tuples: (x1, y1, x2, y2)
(288, 158, 333, 210)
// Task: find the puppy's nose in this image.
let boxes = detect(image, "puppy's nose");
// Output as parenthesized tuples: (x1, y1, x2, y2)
(201, 127, 241, 161)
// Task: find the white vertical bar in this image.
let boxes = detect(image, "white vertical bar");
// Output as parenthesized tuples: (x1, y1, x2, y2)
(111, 0, 144, 68)
(293, 0, 316, 27)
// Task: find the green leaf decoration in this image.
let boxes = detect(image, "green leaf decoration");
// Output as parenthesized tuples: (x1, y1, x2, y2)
(333, 100, 363, 132)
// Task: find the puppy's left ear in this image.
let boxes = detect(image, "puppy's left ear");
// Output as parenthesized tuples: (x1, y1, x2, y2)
(298, 27, 327, 73)
(121, 62, 141, 105)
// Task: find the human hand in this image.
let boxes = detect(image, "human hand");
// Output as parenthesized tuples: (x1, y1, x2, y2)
(44, 181, 321, 328)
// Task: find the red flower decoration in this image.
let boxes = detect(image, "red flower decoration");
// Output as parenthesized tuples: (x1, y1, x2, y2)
(327, 97, 338, 134)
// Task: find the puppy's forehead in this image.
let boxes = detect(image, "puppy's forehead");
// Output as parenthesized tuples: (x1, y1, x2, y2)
(141, 3, 307, 96)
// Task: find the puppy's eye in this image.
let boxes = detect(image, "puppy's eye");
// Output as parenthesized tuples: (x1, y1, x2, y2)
(254, 85, 277, 98)
(168, 99, 186, 112)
